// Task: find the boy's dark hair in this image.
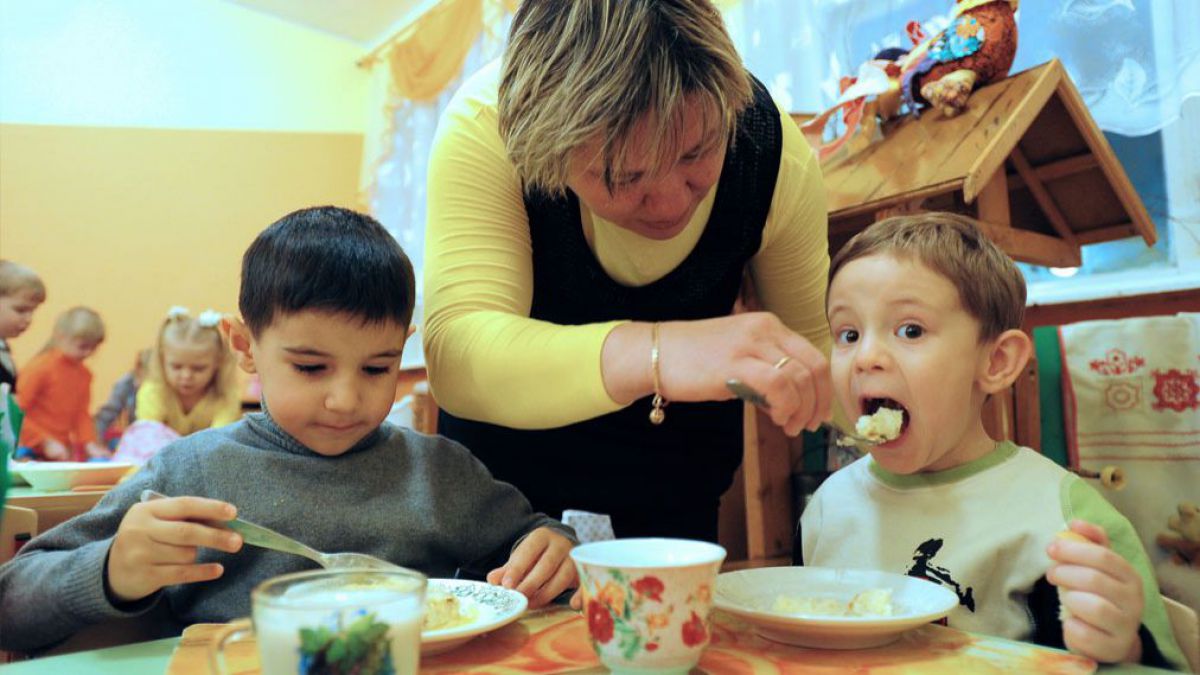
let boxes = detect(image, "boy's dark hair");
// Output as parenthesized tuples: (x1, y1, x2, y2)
(239, 206, 416, 336)
(828, 212, 1026, 341)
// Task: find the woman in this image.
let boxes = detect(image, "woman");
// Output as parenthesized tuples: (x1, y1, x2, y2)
(425, 0, 832, 542)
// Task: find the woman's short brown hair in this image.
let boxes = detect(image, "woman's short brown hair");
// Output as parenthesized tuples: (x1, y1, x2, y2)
(498, 0, 752, 195)
(828, 213, 1026, 341)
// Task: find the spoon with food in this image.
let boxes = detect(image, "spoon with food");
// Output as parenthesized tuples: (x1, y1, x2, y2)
(725, 379, 902, 446)
(140, 489, 400, 571)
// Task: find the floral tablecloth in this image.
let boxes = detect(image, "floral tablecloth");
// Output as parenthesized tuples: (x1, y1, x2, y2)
(169, 606, 1096, 674)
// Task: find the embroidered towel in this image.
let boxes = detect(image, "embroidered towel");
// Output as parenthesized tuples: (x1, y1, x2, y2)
(1060, 313, 1200, 607)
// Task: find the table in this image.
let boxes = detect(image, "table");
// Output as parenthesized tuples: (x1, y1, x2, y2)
(5, 486, 108, 532)
(4, 607, 1174, 674)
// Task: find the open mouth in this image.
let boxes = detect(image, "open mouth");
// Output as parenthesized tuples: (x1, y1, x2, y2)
(861, 397, 911, 435)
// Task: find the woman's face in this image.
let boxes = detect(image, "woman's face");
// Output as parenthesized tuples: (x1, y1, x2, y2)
(565, 99, 726, 241)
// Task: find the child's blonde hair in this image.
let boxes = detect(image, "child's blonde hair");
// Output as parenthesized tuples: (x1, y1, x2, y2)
(146, 309, 236, 402)
(0, 260, 46, 301)
(828, 212, 1026, 342)
(48, 307, 105, 350)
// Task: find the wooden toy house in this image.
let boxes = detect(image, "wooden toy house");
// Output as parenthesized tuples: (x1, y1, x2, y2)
(819, 58, 1156, 268)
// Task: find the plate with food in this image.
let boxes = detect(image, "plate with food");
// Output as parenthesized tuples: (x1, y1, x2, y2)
(421, 579, 528, 655)
(714, 567, 958, 649)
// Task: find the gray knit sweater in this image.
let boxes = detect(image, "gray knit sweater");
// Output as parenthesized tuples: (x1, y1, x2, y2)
(0, 413, 571, 652)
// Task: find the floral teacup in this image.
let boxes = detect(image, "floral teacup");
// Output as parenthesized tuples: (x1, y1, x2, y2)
(571, 538, 726, 674)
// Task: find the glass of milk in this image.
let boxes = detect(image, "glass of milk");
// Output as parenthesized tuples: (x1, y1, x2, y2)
(209, 568, 427, 675)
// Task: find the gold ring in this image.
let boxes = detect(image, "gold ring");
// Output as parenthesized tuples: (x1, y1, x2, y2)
(774, 356, 791, 369)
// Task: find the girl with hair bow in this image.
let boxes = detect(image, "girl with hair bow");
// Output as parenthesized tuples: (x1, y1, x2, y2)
(114, 307, 240, 463)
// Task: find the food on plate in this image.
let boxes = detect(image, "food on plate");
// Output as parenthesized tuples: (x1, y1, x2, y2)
(771, 588, 894, 617)
(771, 595, 845, 616)
(846, 588, 894, 617)
(423, 589, 473, 631)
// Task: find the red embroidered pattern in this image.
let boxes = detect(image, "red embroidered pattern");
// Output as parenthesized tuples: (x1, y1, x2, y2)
(1104, 381, 1140, 412)
(1089, 348, 1146, 376)
(1151, 369, 1200, 412)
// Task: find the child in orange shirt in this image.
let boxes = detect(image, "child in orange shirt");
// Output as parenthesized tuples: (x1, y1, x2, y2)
(16, 306, 111, 461)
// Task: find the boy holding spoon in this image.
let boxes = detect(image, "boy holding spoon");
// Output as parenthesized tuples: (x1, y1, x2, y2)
(0, 207, 577, 654)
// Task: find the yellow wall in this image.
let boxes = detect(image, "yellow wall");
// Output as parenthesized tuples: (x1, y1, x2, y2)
(0, 124, 363, 408)
(0, 1, 368, 133)
(0, 0, 372, 413)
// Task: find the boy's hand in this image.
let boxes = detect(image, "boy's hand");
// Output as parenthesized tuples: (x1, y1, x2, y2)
(1047, 520, 1144, 663)
(41, 439, 70, 461)
(85, 441, 113, 460)
(106, 496, 243, 604)
(487, 527, 578, 608)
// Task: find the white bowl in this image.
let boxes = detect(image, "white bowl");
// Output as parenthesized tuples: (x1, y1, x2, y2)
(6, 458, 29, 486)
(714, 567, 959, 649)
(14, 461, 135, 492)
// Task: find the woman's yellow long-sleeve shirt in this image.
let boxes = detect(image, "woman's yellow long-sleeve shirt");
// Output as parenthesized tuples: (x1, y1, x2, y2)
(424, 60, 830, 429)
(135, 381, 241, 437)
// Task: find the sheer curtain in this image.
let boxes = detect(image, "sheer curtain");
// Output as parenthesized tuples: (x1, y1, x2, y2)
(366, 10, 511, 366)
(734, 0, 1198, 135)
(729, 0, 1200, 290)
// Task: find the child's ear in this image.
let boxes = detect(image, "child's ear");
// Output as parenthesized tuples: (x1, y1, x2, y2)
(978, 328, 1033, 394)
(222, 317, 257, 374)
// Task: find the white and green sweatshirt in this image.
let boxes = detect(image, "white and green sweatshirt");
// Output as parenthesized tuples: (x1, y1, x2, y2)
(800, 441, 1185, 670)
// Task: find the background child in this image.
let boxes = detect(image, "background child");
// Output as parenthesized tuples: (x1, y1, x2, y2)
(94, 348, 152, 444)
(15, 306, 111, 461)
(136, 307, 240, 435)
(801, 213, 1185, 669)
(0, 206, 577, 654)
(0, 260, 46, 391)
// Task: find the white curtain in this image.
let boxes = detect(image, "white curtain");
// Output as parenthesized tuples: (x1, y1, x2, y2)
(368, 18, 510, 293)
(366, 12, 510, 368)
(730, 0, 1200, 281)
(733, 0, 1199, 135)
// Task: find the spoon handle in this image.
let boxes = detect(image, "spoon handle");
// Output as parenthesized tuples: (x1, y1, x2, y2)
(725, 380, 879, 446)
(139, 489, 327, 567)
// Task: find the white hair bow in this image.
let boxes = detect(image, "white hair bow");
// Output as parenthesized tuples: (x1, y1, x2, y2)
(166, 306, 222, 328)
(197, 310, 223, 328)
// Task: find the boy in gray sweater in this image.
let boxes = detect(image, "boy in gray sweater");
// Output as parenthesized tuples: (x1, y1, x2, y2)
(0, 207, 577, 653)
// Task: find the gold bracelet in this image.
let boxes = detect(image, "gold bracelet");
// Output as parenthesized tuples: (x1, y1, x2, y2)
(650, 322, 667, 425)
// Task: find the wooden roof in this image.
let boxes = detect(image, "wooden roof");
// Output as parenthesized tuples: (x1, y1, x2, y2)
(813, 59, 1156, 267)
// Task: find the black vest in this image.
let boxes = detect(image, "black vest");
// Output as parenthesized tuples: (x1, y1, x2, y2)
(439, 80, 782, 542)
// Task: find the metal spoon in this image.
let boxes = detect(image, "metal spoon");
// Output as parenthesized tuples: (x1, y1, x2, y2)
(724, 379, 882, 447)
(140, 489, 400, 571)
